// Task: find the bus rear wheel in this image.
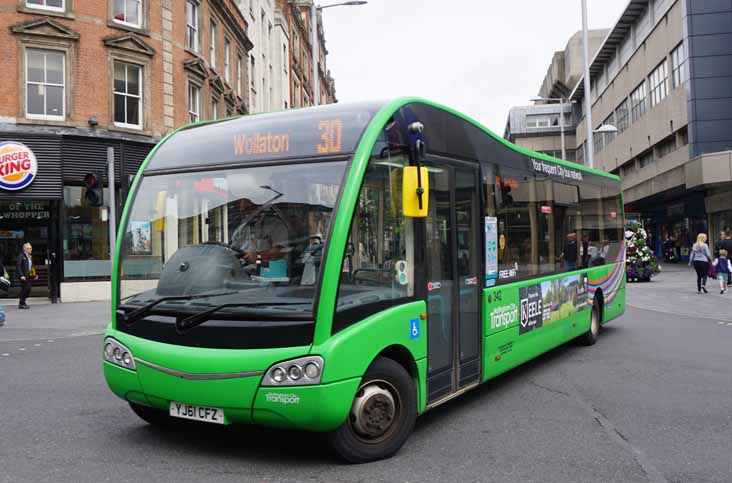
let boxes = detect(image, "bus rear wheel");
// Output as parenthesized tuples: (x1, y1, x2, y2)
(579, 300, 601, 346)
(330, 357, 416, 463)
(129, 402, 172, 426)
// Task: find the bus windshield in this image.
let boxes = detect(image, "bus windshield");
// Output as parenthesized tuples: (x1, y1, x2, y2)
(118, 160, 348, 318)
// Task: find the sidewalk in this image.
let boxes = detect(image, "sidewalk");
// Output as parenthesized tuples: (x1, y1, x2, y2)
(626, 262, 732, 322)
(0, 300, 110, 342)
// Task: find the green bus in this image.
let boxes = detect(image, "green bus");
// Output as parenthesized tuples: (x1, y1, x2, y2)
(103, 98, 625, 463)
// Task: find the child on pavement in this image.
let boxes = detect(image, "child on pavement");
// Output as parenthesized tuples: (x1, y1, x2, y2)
(713, 249, 732, 294)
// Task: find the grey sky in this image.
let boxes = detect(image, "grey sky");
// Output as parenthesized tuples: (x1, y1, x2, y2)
(321, 0, 627, 134)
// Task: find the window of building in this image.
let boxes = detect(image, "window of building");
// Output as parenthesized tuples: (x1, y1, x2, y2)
(649, 60, 668, 107)
(211, 97, 219, 120)
(671, 42, 686, 89)
(188, 82, 200, 122)
(657, 135, 677, 158)
(293, 79, 300, 108)
(113, 0, 141, 27)
(615, 98, 629, 133)
(237, 54, 243, 95)
(602, 113, 616, 146)
(283, 44, 288, 73)
(26, 49, 65, 120)
(26, 0, 64, 12)
(209, 20, 217, 69)
(186, 0, 199, 52)
(63, 186, 111, 281)
(638, 150, 654, 169)
(224, 38, 231, 83)
(113, 61, 142, 129)
(630, 81, 647, 122)
(577, 141, 585, 165)
(593, 127, 604, 154)
(250, 54, 256, 89)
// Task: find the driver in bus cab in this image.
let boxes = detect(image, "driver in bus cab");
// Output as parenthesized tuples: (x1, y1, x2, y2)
(231, 198, 289, 274)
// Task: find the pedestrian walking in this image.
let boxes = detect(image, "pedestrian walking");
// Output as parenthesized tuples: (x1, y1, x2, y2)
(688, 233, 711, 294)
(721, 232, 732, 285)
(712, 249, 732, 294)
(0, 257, 8, 327)
(16, 242, 37, 309)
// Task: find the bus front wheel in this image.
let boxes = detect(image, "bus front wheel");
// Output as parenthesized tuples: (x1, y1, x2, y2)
(330, 357, 417, 463)
(129, 402, 172, 426)
(579, 300, 601, 346)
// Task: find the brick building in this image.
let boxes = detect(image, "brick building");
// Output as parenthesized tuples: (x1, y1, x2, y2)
(0, 0, 252, 301)
(275, 0, 335, 109)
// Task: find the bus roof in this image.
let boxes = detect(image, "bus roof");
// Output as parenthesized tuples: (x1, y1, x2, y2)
(143, 97, 619, 183)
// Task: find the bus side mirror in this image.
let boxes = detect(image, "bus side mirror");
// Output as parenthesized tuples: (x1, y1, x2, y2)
(402, 166, 428, 218)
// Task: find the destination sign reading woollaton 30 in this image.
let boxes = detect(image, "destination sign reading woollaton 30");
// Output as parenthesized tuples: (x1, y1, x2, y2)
(0, 142, 37, 191)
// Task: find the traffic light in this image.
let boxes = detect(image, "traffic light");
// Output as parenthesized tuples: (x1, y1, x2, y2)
(84, 172, 104, 207)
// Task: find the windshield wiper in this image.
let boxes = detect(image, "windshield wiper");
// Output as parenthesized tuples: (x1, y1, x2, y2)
(118, 292, 236, 326)
(176, 302, 310, 334)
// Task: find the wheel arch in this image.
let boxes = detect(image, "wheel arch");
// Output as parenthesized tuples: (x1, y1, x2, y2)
(593, 288, 605, 322)
(371, 344, 422, 412)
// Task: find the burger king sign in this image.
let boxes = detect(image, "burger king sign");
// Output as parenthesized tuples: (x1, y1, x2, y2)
(0, 142, 37, 191)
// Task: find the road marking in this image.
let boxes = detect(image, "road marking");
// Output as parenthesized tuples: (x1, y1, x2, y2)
(18, 348, 26, 351)
(47, 340, 54, 342)
(718, 322, 726, 325)
(33, 343, 41, 347)
(727, 323, 732, 327)
(1, 353, 9, 356)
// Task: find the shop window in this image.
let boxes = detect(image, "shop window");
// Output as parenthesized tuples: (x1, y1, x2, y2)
(113, 61, 142, 129)
(63, 186, 111, 280)
(113, 0, 141, 28)
(26, 49, 65, 120)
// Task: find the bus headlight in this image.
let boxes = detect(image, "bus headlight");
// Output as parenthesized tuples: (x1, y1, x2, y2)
(103, 338, 136, 371)
(262, 356, 323, 386)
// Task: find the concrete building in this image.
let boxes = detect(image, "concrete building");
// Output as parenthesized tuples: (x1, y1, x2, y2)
(239, 0, 290, 112)
(0, 0, 251, 301)
(504, 30, 608, 163)
(570, 0, 732, 259)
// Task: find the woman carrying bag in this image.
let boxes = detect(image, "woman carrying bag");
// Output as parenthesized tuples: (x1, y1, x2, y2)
(689, 233, 712, 293)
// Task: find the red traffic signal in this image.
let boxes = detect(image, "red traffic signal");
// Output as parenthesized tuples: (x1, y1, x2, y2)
(84, 172, 104, 207)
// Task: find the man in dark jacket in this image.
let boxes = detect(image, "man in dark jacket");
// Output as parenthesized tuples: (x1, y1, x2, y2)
(16, 243, 36, 309)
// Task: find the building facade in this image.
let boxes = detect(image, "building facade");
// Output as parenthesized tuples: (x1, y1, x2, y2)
(239, 0, 290, 112)
(275, 0, 335, 109)
(504, 30, 608, 164)
(570, 0, 732, 259)
(0, 0, 251, 301)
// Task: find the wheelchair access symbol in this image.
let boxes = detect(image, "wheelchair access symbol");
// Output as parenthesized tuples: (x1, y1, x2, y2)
(410, 318, 420, 339)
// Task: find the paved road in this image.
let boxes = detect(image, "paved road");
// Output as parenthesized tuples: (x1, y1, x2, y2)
(1, 293, 731, 482)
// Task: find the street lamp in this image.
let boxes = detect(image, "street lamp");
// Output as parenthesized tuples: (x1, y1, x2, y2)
(530, 96, 575, 161)
(593, 124, 618, 134)
(309, 1, 367, 106)
(581, 0, 594, 169)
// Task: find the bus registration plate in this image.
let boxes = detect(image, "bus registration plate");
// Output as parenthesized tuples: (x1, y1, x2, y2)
(169, 401, 225, 424)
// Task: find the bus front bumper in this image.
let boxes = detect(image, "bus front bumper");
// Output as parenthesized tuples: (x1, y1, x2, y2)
(103, 337, 360, 432)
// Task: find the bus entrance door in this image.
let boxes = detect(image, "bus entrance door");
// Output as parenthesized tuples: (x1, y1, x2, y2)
(424, 162, 482, 405)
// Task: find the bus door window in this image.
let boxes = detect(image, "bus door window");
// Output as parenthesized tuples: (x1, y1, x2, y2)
(554, 181, 581, 271)
(334, 125, 414, 332)
(579, 183, 606, 267)
(601, 181, 624, 263)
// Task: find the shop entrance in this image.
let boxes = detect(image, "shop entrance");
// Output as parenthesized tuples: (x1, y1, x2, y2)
(0, 200, 60, 299)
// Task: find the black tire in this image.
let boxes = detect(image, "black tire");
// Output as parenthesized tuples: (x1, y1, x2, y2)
(129, 402, 172, 426)
(579, 300, 601, 346)
(330, 357, 417, 463)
